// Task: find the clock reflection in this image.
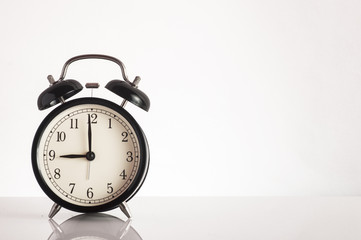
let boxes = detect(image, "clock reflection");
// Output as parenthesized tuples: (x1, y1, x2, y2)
(48, 213, 142, 240)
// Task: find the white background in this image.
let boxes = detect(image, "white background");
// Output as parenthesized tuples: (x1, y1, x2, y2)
(1, 0, 361, 197)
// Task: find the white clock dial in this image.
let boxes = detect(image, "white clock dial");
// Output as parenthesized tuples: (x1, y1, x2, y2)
(35, 102, 141, 207)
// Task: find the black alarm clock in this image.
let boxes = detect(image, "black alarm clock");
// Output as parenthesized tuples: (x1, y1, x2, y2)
(32, 54, 150, 218)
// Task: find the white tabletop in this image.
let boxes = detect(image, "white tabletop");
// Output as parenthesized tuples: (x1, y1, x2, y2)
(1, 197, 361, 239)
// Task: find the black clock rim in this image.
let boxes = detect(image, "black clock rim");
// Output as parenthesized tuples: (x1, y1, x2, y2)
(31, 97, 149, 213)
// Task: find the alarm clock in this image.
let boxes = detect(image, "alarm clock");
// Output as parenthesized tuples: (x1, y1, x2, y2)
(32, 54, 150, 218)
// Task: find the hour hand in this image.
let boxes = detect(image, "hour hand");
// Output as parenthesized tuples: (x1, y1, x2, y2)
(60, 154, 87, 158)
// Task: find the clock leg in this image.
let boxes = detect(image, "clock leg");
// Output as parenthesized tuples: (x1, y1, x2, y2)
(119, 202, 132, 219)
(48, 203, 62, 218)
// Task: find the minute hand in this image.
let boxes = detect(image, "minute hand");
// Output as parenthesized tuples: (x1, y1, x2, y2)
(60, 154, 87, 158)
(88, 114, 92, 153)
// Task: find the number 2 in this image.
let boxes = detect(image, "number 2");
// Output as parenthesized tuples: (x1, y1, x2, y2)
(122, 132, 128, 142)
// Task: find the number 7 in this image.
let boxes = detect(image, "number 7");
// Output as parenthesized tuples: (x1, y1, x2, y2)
(69, 183, 75, 194)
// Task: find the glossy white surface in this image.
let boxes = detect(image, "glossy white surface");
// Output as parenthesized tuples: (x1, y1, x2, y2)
(1, 197, 361, 239)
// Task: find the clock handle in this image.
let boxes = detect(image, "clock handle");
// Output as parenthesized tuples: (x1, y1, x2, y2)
(58, 54, 136, 86)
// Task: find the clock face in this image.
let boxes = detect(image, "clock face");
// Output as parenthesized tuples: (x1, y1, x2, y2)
(32, 98, 149, 212)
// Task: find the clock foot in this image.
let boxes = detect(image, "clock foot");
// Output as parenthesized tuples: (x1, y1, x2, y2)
(119, 202, 132, 219)
(48, 203, 62, 218)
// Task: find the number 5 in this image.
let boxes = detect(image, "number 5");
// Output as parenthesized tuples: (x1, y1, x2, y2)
(107, 183, 113, 194)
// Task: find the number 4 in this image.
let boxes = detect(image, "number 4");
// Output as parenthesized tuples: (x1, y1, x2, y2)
(120, 170, 127, 180)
